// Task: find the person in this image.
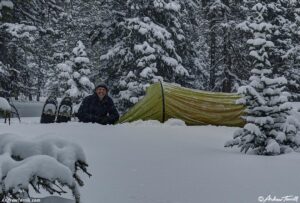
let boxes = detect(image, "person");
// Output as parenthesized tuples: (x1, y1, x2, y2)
(77, 84, 119, 124)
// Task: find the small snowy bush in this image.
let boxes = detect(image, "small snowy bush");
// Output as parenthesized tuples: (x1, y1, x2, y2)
(0, 133, 91, 203)
(224, 3, 300, 155)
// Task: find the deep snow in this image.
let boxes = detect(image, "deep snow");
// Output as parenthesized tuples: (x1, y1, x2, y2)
(0, 116, 300, 203)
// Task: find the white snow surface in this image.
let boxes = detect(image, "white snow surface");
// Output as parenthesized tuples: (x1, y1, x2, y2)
(1, 106, 300, 202)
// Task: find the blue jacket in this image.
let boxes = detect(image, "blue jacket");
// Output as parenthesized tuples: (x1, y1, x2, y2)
(77, 93, 119, 124)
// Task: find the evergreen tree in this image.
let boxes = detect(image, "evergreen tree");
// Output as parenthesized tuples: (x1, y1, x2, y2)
(225, 2, 300, 155)
(51, 41, 94, 102)
(206, 0, 251, 92)
(0, 0, 69, 100)
(91, 0, 199, 111)
(53, 53, 73, 97)
(181, 0, 210, 90)
(267, 0, 300, 100)
(67, 41, 94, 102)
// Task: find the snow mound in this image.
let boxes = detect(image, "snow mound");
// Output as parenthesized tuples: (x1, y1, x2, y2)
(128, 119, 162, 126)
(122, 118, 186, 126)
(164, 118, 186, 126)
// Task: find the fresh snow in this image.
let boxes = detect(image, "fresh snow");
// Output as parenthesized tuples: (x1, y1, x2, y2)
(0, 97, 11, 111)
(3, 154, 74, 192)
(0, 0, 13, 9)
(1, 107, 300, 202)
(74, 57, 90, 64)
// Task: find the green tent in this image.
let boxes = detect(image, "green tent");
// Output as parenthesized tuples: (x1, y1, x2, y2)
(118, 82, 245, 127)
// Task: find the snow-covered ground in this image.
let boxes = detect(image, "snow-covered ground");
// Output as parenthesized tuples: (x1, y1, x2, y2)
(1, 115, 300, 203)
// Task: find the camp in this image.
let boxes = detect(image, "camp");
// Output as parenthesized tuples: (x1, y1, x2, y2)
(118, 82, 246, 127)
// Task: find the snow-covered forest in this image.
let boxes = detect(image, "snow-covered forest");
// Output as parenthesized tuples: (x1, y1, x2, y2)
(1, 0, 300, 202)
(1, 0, 299, 110)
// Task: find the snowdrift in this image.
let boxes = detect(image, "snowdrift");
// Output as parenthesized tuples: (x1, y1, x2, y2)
(119, 82, 245, 127)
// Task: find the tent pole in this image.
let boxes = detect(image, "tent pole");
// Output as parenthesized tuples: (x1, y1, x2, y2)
(159, 80, 166, 122)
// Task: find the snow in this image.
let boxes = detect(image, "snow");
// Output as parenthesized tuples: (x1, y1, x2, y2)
(129, 97, 139, 104)
(4, 155, 74, 191)
(0, 133, 86, 171)
(248, 22, 272, 33)
(165, 2, 181, 12)
(262, 76, 287, 86)
(140, 67, 153, 78)
(73, 71, 80, 79)
(79, 76, 94, 88)
(0, 0, 13, 9)
(72, 41, 87, 57)
(56, 40, 94, 101)
(164, 118, 186, 126)
(40, 196, 74, 203)
(43, 103, 56, 114)
(237, 86, 265, 105)
(0, 97, 11, 111)
(249, 50, 266, 61)
(244, 123, 262, 136)
(2, 23, 37, 40)
(0, 132, 87, 201)
(1, 104, 300, 202)
(66, 85, 80, 98)
(57, 63, 72, 73)
(247, 38, 267, 46)
(126, 17, 172, 41)
(266, 139, 280, 155)
(74, 57, 90, 64)
(134, 42, 155, 54)
(162, 56, 178, 67)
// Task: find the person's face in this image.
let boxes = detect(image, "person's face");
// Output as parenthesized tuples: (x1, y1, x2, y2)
(96, 87, 107, 99)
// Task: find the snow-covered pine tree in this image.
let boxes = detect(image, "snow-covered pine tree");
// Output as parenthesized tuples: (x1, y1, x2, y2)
(225, 2, 300, 155)
(66, 41, 94, 103)
(56, 55, 73, 97)
(48, 41, 94, 101)
(0, 0, 70, 100)
(50, 0, 104, 89)
(205, 0, 251, 92)
(91, 0, 199, 111)
(180, 0, 210, 90)
(206, 0, 228, 91)
(266, 0, 300, 101)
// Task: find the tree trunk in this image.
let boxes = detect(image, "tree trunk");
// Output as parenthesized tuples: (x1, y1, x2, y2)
(209, 19, 217, 90)
(222, 10, 233, 92)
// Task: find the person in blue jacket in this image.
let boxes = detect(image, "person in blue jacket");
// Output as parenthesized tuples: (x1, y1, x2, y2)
(77, 84, 119, 124)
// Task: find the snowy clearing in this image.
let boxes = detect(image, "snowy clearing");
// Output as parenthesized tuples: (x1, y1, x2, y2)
(0, 117, 300, 203)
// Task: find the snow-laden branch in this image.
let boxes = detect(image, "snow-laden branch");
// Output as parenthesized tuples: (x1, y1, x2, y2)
(0, 133, 91, 203)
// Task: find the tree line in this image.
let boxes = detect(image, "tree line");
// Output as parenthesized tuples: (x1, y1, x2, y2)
(0, 0, 299, 112)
